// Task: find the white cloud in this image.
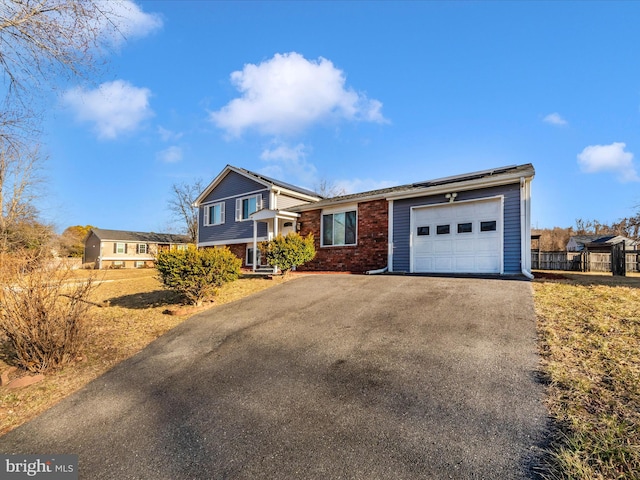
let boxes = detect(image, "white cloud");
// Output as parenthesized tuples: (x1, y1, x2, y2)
(96, 1, 163, 46)
(543, 112, 568, 126)
(157, 126, 183, 142)
(577, 142, 640, 182)
(259, 142, 317, 186)
(157, 146, 183, 163)
(63, 80, 153, 139)
(210, 52, 387, 137)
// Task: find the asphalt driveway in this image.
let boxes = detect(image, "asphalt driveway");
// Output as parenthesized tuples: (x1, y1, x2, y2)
(0, 275, 547, 479)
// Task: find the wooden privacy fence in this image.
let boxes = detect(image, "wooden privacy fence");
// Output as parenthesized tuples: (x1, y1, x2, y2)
(532, 251, 640, 273)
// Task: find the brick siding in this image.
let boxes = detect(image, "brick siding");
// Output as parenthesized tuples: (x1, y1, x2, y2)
(297, 199, 388, 273)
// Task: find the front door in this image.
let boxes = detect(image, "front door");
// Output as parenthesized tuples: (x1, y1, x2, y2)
(247, 246, 263, 267)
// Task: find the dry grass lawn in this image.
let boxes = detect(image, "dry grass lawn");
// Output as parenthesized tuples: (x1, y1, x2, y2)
(534, 271, 640, 479)
(0, 268, 292, 435)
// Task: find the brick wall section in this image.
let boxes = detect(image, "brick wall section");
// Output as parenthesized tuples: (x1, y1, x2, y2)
(204, 243, 248, 266)
(297, 199, 388, 273)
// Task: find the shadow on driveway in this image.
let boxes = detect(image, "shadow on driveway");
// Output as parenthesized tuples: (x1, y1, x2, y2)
(0, 275, 548, 479)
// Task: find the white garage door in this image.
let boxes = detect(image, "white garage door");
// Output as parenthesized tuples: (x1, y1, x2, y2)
(411, 198, 503, 274)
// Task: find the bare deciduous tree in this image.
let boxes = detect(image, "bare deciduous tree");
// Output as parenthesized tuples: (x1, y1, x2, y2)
(0, 1, 128, 251)
(314, 179, 347, 198)
(0, 0, 122, 145)
(0, 143, 52, 253)
(168, 180, 204, 243)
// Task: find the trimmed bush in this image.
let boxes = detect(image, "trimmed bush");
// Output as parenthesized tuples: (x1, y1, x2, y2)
(260, 233, 316, 274)
(0, 251, 96, 373)
(155, 245, 241, 306)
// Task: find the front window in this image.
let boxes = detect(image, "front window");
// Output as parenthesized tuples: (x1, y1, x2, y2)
(205, 202, 225, 226)
(137, 244, 148, 254)
(322, 210, 357, 246)
(236, 194, 263, 221)
(115, 242, 126, 254)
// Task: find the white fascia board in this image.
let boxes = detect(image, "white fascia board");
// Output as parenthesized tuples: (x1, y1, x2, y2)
(198, 237, 266, 247)
(294, 195, 388, 212)
(385, 172, 534, 201)
(250, 209, 300, 221)
(321, 202, 359, 214)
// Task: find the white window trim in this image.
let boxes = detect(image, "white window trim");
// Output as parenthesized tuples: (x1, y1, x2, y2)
(235, 194, 263, 222)
(321, 206, 358, 247)
(204, 201, 226, 226)
(137, 243, 148, 254)
(115, 242, 126, 254)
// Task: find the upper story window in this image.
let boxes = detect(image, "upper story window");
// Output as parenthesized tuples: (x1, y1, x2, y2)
(322, 210, 357, 246)
(204, 202, 225, 226)
(235, 194, 263, 221)
(137, 244, 148, 254)
(115, 242, 126, 254)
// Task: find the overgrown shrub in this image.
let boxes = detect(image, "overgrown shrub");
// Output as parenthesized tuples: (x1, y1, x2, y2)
(155, 245, 241, 306)
(0, 251, 96, 373)
(260, 233, 316, 274)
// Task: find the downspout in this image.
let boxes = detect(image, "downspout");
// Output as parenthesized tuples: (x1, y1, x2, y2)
(366, 266, 388, 275)
(252, 220, 258, 272)
(387, 199, 394, 272)
(520, 177, 534, 279)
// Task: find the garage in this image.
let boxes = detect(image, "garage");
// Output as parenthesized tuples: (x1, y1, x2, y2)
(410, 197, 503, 274)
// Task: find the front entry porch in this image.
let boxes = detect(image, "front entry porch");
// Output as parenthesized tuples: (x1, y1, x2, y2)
(249, 209, 300, 272)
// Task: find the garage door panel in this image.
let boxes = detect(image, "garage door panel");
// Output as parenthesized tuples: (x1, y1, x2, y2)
(434, 257, 453, 271)
(414, 256, 434, 271)
(454, 256, 475, 271)
(476, 256, 501, 272)
(455, 238, 475, 253)
(475, 237, 498, 252)
(411, 199, 502, 274)
(433, 240, 454, 253)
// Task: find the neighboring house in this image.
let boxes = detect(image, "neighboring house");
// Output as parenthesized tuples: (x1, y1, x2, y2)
(195, 163, 535, 277)
(567, 234, 639, 252)
(83, 228, 190, 269)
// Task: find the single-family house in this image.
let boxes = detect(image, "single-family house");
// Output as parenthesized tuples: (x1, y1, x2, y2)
(83, 228, 191, 269)
(567, 234, 639, 252)
(194, 163, 535, 277)
(193, 166, 322, 267)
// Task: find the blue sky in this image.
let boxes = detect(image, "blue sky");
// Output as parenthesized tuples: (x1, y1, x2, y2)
(41, 1, 640, 233)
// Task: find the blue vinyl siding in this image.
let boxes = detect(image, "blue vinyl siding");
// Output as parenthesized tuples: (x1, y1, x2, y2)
(198, 171, 269, 244)
(392, 183, 522, 273)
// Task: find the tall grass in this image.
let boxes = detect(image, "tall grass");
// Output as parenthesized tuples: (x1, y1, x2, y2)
(534, 278, 640, 479)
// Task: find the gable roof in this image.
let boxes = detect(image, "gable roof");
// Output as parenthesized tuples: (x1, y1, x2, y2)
(194, 165, 322, 206)
(292, 163, 535, 211)
(88, 228, 190, 244)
